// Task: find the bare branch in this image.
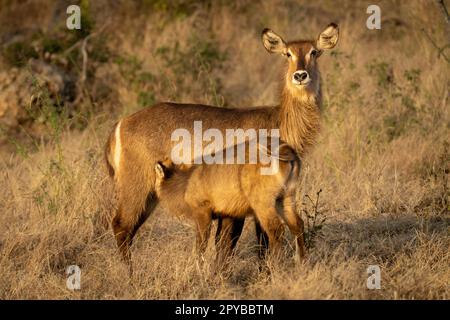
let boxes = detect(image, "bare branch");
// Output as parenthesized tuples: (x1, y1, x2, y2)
(80, 37, 88, 85)
(437, 0, 450, 27)
(63, 23, 109, 56)
(68, 24, 110, 107)
(421, 28, 450, 63)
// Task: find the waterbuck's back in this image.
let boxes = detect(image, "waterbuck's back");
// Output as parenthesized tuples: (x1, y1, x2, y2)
(119, 102, 278, 161)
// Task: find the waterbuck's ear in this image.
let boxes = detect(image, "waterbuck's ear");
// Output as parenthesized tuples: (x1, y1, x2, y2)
(155, 162, 165, 179)
(262, 28, 287, 54)
(277, 143, 297, 161)
(316, 23, 339, 50)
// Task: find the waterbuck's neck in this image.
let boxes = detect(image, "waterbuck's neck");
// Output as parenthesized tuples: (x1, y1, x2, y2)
(277, 83, 322, 157)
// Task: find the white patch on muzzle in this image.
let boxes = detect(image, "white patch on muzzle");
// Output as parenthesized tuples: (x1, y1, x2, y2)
(292, 70, 311, 86)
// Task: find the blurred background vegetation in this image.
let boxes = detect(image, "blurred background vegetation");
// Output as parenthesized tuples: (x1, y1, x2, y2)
(0, 0, 448, 152)
(0, 0, 448, 299)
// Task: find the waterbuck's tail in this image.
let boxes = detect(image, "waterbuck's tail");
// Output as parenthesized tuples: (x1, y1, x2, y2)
(278, 143, 301, 179)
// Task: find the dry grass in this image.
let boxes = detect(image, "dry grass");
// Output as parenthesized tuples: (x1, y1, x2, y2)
(0, 0, 449, 299)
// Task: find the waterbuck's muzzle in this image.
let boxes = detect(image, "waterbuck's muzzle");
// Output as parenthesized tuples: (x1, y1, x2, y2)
(292, 70, 310, 86)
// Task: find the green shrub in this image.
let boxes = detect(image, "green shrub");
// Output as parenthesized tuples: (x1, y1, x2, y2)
(367, 60, 394, 89)
(41, 36, 64, 54)
(156, 36, 226, 78)
(138, 91, 155, 107)
(2, 41, 38, 67)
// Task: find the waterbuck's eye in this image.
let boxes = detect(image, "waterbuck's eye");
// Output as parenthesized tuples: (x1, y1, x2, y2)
(286, 52, 291, 58)
(310, 49, 318, 57)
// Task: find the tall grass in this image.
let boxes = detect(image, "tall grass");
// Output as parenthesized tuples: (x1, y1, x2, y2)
(0, 0, 448, 299)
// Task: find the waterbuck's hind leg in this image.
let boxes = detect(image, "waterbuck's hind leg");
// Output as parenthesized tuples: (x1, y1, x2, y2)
(131, 192, 159, 239)
(112, 192, 158, 276)
(254, 218, 269, 259)
(280, 195, 306, 262)
(112, 157, 158, 273)
(112, 203, 136, 271)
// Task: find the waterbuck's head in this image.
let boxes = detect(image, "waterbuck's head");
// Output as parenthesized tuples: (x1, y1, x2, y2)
(262, 23, 339, 96)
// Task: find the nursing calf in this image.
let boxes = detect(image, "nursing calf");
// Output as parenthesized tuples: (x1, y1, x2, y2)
(154, 142, 306, 263)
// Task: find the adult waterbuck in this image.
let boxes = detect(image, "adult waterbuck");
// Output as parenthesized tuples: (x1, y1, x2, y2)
(105, 23, 339, 266)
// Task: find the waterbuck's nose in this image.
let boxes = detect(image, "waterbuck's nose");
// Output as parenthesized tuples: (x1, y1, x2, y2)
(293, 71, 309, 84)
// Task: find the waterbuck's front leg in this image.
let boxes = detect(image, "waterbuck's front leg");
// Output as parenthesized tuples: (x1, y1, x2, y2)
(194, 209, 213, 257)
(214, 216, 245, 268)
(253, 206, 284, 259)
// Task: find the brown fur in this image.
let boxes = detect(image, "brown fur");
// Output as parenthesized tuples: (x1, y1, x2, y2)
(155, 142, 306, 261)
(105, 24, 339, 266)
